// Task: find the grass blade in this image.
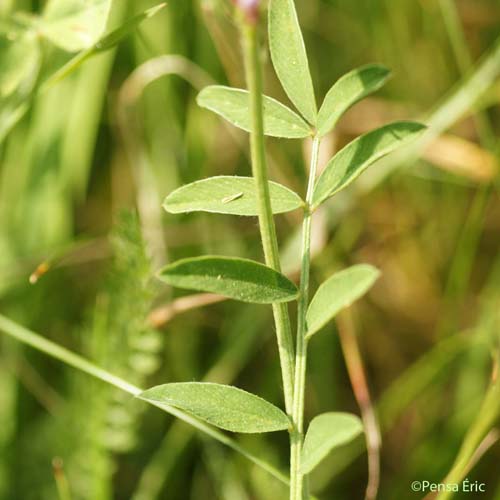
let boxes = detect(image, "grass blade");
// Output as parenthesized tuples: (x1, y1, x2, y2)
(41, 0, 112, 52)
(0, 4, 166, 144)
(44, 3, 166, 88)
(0, 314, 290, 485)
(0, 32, 40, 98)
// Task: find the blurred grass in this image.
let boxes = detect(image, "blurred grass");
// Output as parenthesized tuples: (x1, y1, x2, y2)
(0, 0, 499, 499)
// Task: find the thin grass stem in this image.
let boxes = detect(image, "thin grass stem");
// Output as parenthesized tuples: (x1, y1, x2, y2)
(435, 360, 500, 500)
(52, 458, 73, 500)
(0, 313, 289, 486)
(338, 310, 380, 500)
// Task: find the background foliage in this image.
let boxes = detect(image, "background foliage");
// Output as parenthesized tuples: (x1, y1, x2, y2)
(0, 0, 499, 499)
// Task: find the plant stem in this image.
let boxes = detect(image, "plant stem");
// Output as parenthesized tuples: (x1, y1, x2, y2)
(0, 313, 289, 486)
(436, 360, 500, 500)
(290, 137, 321, 500)
(337, 310, 380, 500)
(240, 19, 295, 414)
(52, 458, 73, 500)
(437, 0, 497, 338)
(0, 314, 141, 396)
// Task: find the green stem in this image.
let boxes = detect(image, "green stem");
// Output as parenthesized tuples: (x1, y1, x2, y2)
(0, 313, 289, 486)
(240, 19, 295, 414)
(290, 137, 321, 500)
(436, 367, 500, 500)
(0, 314, 141, 396)
(437, 0, 497, 338)
(52, 458, 73, 500)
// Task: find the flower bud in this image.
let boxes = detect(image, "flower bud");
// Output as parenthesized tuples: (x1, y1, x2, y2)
(232, 0, 260, 23)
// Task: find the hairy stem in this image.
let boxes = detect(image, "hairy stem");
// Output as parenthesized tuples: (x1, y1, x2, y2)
(290, 137, 321, 500)
(0, 313, 289, 486)
(240, 19, 295, 414)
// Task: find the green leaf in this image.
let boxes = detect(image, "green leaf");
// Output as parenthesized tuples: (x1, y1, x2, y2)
(163, 176, 304, 216)
(41, 0, 112, 52)
(44, 4, 166, 86)
(0, 4, 165, 144)
(197, 86, 312, 138)
(0, 33, 40, 141)
(158, 256, 298, 304)
(306, 265, 380, 339)
(93, 3, 166, 52)
(268, 0, 317, 125)
(317, 64, 391, 137)
(312, 121, 426, 208)
(0, 33, 40, 99)
(301, 412, 363, 474)
(139, 382, 290, 433)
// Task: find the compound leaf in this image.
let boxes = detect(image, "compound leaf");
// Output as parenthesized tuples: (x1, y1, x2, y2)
(197, 86, 312, 138)
(306, 264, 380, 339)
(158, 256, 298, 304)
(301, 412, 363, 474)
(139, 382, 290, 433)
(268, 0, 317, 125)
(163, 176, 304, 216)
(317, 64, 391, 137)
(312, 121, 426, 208)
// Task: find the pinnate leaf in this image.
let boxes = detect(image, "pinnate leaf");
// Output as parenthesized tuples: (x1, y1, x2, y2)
(268, 0, 317, 125)
(306, 265, 380, 338)
(158, 256, 298, 304)
(197, 86, 312, 139)
(301, 412, 363, 474)
(163, 176, 303, 216)
(317, 64, 391, 137)
(41, 0, 112, 52)
(139, 382, 290, 433)
(312, 121, 426, 208)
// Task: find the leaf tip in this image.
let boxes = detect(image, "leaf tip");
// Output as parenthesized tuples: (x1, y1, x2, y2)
(363, 263, 382, 280)
(195, 87, 207, 107)
(371, 63, 392, 78)
(147, 3, 167, 18)
(398, 120, 427, 133)
(162, 195, 175, 214)
(155, 263, 171, 283)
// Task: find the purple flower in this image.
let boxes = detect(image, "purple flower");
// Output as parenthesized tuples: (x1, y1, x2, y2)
(232, 0, 260, 22)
